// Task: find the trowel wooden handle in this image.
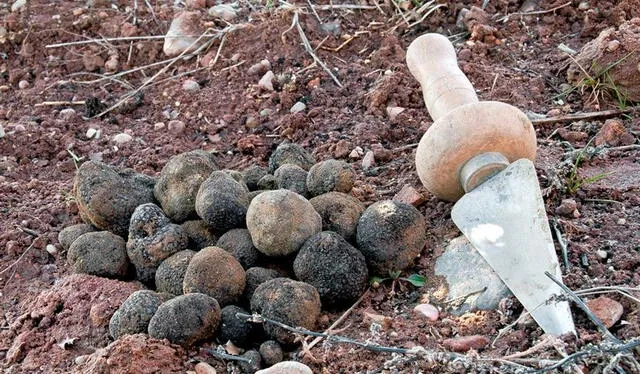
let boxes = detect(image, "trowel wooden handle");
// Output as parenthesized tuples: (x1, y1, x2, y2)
(406, 33, 478, 122)
(406, 33, 537, 202)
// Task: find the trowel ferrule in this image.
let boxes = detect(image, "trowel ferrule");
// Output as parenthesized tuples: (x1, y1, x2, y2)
(460, 152, 509, 193)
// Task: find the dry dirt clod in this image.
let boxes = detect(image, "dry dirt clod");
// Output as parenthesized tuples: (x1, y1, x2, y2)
(109, 290, 172, 339)
(148, 293, 221, 346)
(356, 200, 427, 275)
(393, 185, 426, 207)
(57, 223, 96, 251)
(293, 231, 368, 307)
(126, 203, 189, 284)
(246, 190, 322, 257)
(586, 296, 624, 328)
(195, 362, 217, 374)
(195, 170, 250, 232)
(183, 79, 201, 92)
(250, 278, 321, 345)
(112, 133, 133, 144)
(182, 246, 246, 307)
(555, 198, 578, 217)
(208, 4, 238, 22)
(73, 160, 156, 236)
(67, 231, 130, 279)
(216, 229, 263, 269)
(248, 59, 271, 75)
(155, 250, 197, 295)
(259, 340, 283, 367)
(443, 335, 490, 352)
(306, 159, 356, 197)
(163, 11, 203, 57)
(594, 119, 636, 146)
(309, 192, 364, 241)
(154, 150, 219, 223)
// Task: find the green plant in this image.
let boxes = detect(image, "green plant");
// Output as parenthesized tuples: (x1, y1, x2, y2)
(565, 142, 612, 194)
(370, 270, 426, 294)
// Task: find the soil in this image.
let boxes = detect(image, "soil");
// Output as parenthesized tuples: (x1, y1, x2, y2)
(1, 1, 639, 373)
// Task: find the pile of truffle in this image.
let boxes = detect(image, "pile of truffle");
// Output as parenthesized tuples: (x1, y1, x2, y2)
(58, 142, 427, 368)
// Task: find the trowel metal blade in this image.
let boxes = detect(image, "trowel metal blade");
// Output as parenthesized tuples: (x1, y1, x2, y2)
(451, 159, 576, 336)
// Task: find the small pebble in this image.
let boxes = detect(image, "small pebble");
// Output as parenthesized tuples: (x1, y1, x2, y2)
(256, 361, 312, 374)
(393, 185, 426, 207)
(18, 80, 29, 89)
(245, 116, 259, 129)
(596, 250, 608, 259)
(414, 303, 439, 321)
(606, 40, 620, 52)
(208, 4, 237, 21)
(182, 79, 201, 91)
(112, 133, 133, 144)
(12, 0, 26, 12)
(59, 108, 77, 120)
(386, 106, 405, 121)
(45, 244, 58, 255)
(0, 124, 5, 139)
(0, 85, 10, 92)
(259, 71, 275, 91)
(259, 109, 273, 117)
(617, 218, 626, 225)
(195, 362, 217, 374)
(362, 151, 375, 170)
(349, 146, 364, 159)
(248, 59, 271, 75)
(154, 122, 166, 130)
(168, 120, 186, 134)
(443, 335, 490, 352)
(86, 128, 97, 139)
(586, 296, 624, 328)
(290, 101, 306, 114)
(555, 199, 577, 216)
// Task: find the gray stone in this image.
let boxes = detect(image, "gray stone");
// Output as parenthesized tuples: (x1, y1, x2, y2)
(435, 236, 512, 315)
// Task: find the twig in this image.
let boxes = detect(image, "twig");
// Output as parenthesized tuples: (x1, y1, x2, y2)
(35, 101, 86, 107)
(303, 289, 369, 355)
(45, 34, 221, 48)
(550, 219, 570, 271)
(284, 12, 343, 88)
(503, 336, 553, 360)
(530, 106, 640, 125)
(562, 144, 639, 158)
(312, 4, 382, 11)
(545, 272, 621, 344)
(393, 143, 419, 153)
(17, 226, 41, 237)
(0, 241, 36, 277)
(408, 2, 447, 29)
(443, 287, 487, 305)
(530, 338, 640, 373)
(306, 0, 322, 23)
(499, 1, 572, 22)
(205, 348, 251, 363)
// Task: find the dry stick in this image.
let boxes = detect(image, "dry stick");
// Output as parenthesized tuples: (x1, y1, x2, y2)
(303, 289, 370, 355)
(550, 219, 570, 271)
(498, 1, 572, 21)
(306, 0, 322, 23)
(0, 240, 36, 280)
(408, 2, 447, 29)
(530, 106, 640, 125)
(286, 12, 343, 88)
(562, 144, 640, 158)
(502, 336, 553, 360)
(530, 338, 640, 374)
(45, 34, 221, 48)
(205, 348, 251, 363)
(313, 4, 382, 11)
(35, 101, 86, 107)
(545, 271, 621, 344)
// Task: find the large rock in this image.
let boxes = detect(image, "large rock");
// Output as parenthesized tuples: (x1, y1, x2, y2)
(568, 18, 640, 103)
(293, 231, 368, 307)
(251, 278, 321, 345)
(148, 293, 221, 346)
(154, 150, 218, 223)
(182, 246, 246, 306)
(109, 290, 172, 339)
(356, 200, 427, 275)
(74, 161, 156, 236)
(163, 11, 203, 57)
(68, 231, 130, 279)
(195, 171, 250, 232)
(435, 236, 511, 315)
(246, 190, 321, 257)
(127, 203, 189, 284)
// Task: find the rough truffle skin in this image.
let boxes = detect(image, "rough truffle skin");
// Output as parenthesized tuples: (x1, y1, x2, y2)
(309, 192, 364, 241)
(274, 163, 309, 197)
(58, 223, 96, 251)
(217, 305, 259, 347)
(195, 171, 250, 232)
(148, 293, 221, 346)
(243, 267, 285, 305)
(268, 142, 316, 173)
(153, 150, 218, 223)
(306, 159, 355, 197)
(67, 231, 130, 279)
(250, 278, 321, 345)
(109, 290, 172, 339)
(182, 246, 246, 307)
(242, 165, 269, 191)
(246, 190, 321, 257)
(155, 250, 197, 295)
(73, 160, 156, 236)
(356, 200, 427, 275)
(293, 231, 368, 307)
(216, 229, 262, 269)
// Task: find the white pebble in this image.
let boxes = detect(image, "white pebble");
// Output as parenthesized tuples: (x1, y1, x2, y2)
(0, 124, 5, 139)
(362, 150, 375, 170)
(11, 0, 26, 12)
(256, 361, 312, 374)
(46, 244, 58, 255)
(112, 133, 133, 144)
(154, 122, 166, 130)
(617, 218, 626, 225)
(596, 250, 608, 259)
(386, 106, 405, 121)
(258, 71, 275, 91)
(208, 4, 237, 21)
(86, 128, 97, 139)
(290, 101, 306, 114)
(59, 108, 77, 120)
(18, 80, 29, 89)
(414, 303, 439, 321)
(182, 79, 201, 92)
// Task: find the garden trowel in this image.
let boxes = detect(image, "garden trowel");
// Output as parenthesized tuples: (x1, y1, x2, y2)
(406, 33, 576, 336)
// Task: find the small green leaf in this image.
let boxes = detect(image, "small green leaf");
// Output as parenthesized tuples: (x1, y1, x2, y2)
(369, 276, 384, 287)
(388, 270, 401, 279)
(403, 274, 427, 287)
